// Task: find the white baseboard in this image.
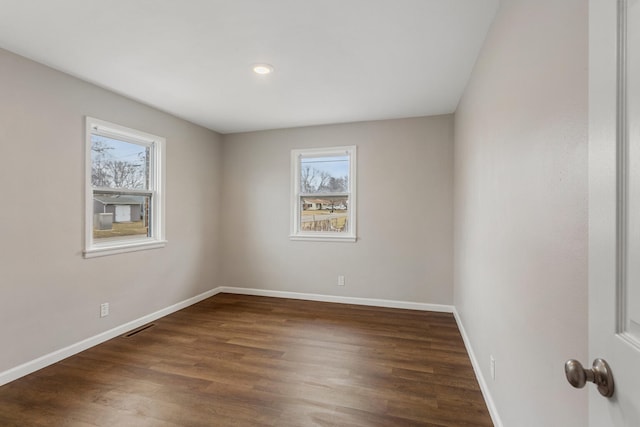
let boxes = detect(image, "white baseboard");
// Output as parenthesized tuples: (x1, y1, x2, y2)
(1, 287, 503, 425)
(219, 286, 454, 313)
(0, 286, 455, 388)
(453, 308, 503, 427)
(3, 288, 502, 426)
(0, 287, 224, 387)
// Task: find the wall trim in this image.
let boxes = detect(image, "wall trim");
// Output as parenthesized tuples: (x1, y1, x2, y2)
(0, 287, 224, 387)
(219, 286, 454, 312)
(1, 285, 464, 401)
(453, 307, 503, 427)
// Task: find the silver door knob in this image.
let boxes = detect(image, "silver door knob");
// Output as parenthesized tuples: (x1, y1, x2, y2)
(564, 358, 614, 397)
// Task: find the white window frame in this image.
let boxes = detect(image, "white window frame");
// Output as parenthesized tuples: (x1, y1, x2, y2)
(84, 117, 166, 258)
(290, 145, 357, 242)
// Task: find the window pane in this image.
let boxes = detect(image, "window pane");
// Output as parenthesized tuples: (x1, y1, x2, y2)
(300, 195, 349, 232)
(92, 193, 150, 240)
(91, 135, 149, 190)
(300, 155, 349, 193)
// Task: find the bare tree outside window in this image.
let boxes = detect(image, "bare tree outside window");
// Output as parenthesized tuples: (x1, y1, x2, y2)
(300, 156, 348, 193)
(91, 136, 148, 190)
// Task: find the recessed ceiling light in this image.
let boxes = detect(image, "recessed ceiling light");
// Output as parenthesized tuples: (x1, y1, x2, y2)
(253, 64, 274, 75)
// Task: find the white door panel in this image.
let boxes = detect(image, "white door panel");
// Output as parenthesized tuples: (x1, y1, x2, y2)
(588, 0, 640, 425)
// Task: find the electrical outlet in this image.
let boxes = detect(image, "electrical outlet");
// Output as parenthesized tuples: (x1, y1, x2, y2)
(100, 302, 109, 318)
(490, 355, 496, 380)
(338, 275, 345, 286)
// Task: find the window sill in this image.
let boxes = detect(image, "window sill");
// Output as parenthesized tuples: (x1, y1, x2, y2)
(289, 234, 356, 243)
(84, 239, 167, 258)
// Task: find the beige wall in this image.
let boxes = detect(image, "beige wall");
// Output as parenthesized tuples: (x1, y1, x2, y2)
(454, 0, 588, 425)
(221, 116, 454, 304)
(0, 48, 223, 372)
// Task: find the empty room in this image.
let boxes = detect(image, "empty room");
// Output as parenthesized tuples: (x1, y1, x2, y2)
(1, 0, 637, 426)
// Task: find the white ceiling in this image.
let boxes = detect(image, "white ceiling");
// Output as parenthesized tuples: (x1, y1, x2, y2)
(0, 0, 499, 134)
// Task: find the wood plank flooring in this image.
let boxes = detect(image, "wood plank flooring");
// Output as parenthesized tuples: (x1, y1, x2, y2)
(0, 293, 492, 426)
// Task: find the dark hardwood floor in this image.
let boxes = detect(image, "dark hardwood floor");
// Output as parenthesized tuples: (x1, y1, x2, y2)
(0, 293, 492, 426)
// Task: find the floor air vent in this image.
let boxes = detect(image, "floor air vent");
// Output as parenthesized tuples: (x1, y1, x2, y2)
(123, 323, 155, 338)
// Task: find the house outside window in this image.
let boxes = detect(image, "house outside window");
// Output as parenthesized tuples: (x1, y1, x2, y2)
(290, 146, 356, 242)
(84, 117, 166, 258)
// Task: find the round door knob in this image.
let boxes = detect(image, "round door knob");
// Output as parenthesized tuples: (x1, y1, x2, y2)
(564, 358, 614, 398)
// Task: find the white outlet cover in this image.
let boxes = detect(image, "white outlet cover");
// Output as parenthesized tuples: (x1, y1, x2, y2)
(490, 356, 496, 380)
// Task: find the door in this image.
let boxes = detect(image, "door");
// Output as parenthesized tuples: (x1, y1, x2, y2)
(589, 0, 640, 425)
(114, 205, 131, 222)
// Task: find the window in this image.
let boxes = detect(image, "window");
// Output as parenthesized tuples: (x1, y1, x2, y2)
(84, 117, 166, 258)
(291, 146, 356, 242)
